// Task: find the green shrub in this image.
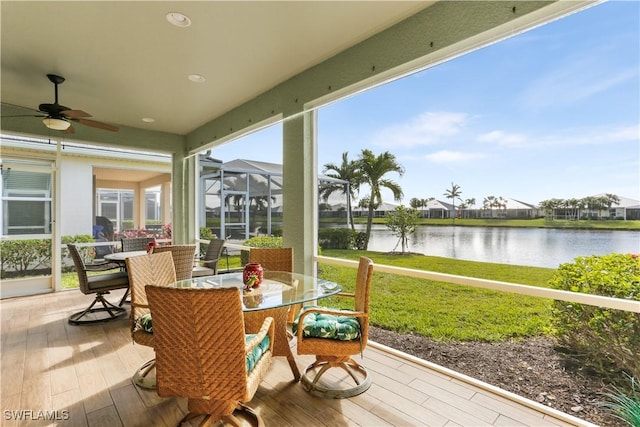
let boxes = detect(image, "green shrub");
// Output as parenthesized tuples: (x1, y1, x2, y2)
(1, 234, 97, 277)
(354, 232, 367, 250)
(241, 236, 283, 264)
(0, 239, 51, 276)
(199, 227, 216, 257)
(63, 234, 102, 269)
(549, 253, 640, 379)
(318, 228, 357, 249)
(200, 227, 215, 240)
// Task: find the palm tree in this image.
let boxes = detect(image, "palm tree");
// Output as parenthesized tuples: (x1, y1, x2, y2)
(483, 195, 495, 215)
(357, 149, 404, 250)
(459, 197, 476, 219)
(604, 193, 620, 219)
(443, 182, 462, 222)
(422, 197, 435, 218)
(539, 198, 566, 221)
(496, 196, 507, 217)
(565, 198, 580, 220)
(409, 197, 422, 210)
(320, 152, 363, 230)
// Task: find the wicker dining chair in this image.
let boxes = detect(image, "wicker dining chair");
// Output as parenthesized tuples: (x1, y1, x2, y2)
(120, 237, 156, 252)
(248, 247, 293, 272)
(294, 256, 374, 398)
(249, 247, 299, 324)
(125, 251, 176, 389)
(147, 285, 274, 427)
(150, 244, 197, 281)
(192, 238, 226, 277)
(66, 244, 129, 325)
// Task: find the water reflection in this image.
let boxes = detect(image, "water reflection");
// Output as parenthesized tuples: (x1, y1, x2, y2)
(362, 225, 640, 268)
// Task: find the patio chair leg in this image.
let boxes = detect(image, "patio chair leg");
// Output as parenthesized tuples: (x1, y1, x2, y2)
(118, 288, 130, 306)
(68, 292, 127, 325)
(133, 359, 156, 389)
(300, 359, 372, 399)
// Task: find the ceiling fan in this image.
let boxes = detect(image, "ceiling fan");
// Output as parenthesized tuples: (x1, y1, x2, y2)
(5, 74, 119, 133)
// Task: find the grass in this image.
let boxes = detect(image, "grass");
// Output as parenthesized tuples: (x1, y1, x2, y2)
(317, 249, 557, 342)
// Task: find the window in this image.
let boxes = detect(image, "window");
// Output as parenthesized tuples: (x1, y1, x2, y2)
(1, 167, 52, 236)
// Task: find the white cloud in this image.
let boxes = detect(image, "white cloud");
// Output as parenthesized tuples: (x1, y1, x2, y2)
(477, 130, 528, 147)
(521, 57, 638, 110)
(477, 124, 638, 149)
(372, 111, 470, 148)
(424, 150, 488, 163)
(535, 124, 639, 147)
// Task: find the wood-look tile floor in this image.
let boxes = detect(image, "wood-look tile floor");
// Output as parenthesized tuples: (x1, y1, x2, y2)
(1, 290, 593, 427)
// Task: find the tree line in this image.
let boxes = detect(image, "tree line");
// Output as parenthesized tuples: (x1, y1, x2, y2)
(538, 194, 621, 220)
(320, 150, 624, 251)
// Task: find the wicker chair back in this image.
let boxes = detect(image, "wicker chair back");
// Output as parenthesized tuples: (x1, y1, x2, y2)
(125, 252, 176, 343)
(249, 247, 293, 272)
(151, 244, 197, 281)
(121, 237, 156, 252)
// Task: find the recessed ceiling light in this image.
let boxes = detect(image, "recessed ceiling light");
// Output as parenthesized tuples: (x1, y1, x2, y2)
(188, 74, 206, 83)
(142, 117, 155, 123)
(166, 12, 191, 27)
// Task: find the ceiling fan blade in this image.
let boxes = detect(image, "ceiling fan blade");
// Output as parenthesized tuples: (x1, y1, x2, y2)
(75, 118, 119, 132)
(61, 109, 91, 119)
(1, 114, 46, 118)
(64, 124, 75, 135)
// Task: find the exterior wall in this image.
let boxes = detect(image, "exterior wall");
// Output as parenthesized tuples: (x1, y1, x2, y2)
(4, 140, 172, 238)
(60, 157, 94, 237)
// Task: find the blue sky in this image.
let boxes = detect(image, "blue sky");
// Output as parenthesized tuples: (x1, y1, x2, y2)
(211, 1, 639, 206)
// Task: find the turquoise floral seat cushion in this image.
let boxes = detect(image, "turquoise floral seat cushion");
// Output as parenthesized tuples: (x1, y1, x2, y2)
(136, 314, 269, 373)
(136, 313, 153, 333)
(292, 307, 361, 341)
(245, 333, 271, 373)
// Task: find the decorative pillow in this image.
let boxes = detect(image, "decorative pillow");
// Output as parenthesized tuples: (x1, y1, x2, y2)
(292, 307, 360, 341)
(136, 313, 153, 333)
(245, 333, 271, 373)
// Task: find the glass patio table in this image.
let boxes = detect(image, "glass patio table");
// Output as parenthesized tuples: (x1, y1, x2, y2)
(171, 271, 342, 381)
(103, 250, 148, 264)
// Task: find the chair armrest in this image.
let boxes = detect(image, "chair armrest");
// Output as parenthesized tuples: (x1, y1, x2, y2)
(202, 259, 220, 266)
(336, 292, 355, 298)
(245, 316, 275, 354)
(85, 262, 120, 271)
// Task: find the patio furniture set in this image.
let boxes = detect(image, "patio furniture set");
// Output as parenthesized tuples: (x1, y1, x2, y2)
(65, 239, 375, 426)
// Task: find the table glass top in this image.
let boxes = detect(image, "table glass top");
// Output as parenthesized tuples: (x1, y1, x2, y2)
(104, 251, 148, 261)
(172, 271, 342, 311)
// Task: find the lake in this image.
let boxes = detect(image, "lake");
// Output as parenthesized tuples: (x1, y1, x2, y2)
(361, 225, 640, 268)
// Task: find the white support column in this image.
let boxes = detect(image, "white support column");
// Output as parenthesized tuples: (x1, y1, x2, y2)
(282, 110, 317, 276)
(161, 181, 171, 228)
(172, 151, 197, 245)
(135, 182, 144, 230)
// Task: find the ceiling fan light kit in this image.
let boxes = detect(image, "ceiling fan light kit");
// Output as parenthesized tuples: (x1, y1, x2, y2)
(42, 117, 71, 131)
(23, 73, 119, 133)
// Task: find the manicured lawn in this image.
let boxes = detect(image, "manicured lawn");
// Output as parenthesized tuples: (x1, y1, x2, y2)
(318, 249, 557, 342)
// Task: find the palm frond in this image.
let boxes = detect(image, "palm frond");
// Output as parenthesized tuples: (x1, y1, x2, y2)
(599, 375, 640, 426)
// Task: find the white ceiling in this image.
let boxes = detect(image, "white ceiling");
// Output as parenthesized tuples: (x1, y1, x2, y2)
(1, 1, 432, 136)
